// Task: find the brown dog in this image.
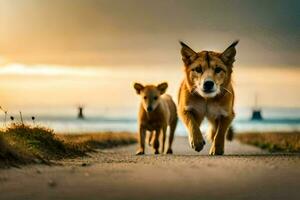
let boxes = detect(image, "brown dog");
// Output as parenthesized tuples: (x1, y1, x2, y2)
(178, 41, 238, 155)
(134, 82, 177, 155)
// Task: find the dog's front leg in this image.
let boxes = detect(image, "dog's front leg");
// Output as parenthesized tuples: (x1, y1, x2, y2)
(153, 128, 161, 154)
(209, 116, 233, 155)
(180, 109, 205, 152)
(136, 126, 146, 155)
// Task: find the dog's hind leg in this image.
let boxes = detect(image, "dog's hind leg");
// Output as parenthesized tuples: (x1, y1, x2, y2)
(226, 126, 234, 141)
(167, 117, 177, 154)
(161, 126, 167, 153)
(148, 131, 154, 146)
(207, 119, 217, 142)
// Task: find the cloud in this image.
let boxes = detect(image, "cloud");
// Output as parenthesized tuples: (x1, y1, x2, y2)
(0, 0, 299, 67)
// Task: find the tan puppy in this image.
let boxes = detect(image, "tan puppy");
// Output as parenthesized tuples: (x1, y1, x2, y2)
(134, 82, 177, 155)
(178, 41, 238, 155)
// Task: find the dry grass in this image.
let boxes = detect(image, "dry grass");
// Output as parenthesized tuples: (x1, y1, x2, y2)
(0, 134, 27, 167)
(58, 132, 137, 151)
(236, 132, 300, 153)
(0, 124, 136, 168)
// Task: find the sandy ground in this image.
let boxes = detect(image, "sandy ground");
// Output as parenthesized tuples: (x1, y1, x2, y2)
(0, 137, 300, 200)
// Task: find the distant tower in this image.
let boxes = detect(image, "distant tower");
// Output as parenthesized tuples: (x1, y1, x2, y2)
(77, 106, 85, 119)
(251, 94, 263, 120)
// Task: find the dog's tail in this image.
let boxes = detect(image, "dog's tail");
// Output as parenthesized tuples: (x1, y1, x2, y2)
(226, 126, 234, 141)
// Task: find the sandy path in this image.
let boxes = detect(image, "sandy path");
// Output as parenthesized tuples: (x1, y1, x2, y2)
(0, 137, 300, 200)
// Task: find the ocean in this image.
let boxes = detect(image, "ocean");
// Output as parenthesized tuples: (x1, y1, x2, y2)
(1, 107, 299, 135)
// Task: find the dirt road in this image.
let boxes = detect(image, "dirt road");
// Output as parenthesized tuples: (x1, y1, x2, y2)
(1, 137, 300, 200)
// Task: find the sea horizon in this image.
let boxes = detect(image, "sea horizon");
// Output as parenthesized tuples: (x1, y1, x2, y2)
(1, 106, 299, 134)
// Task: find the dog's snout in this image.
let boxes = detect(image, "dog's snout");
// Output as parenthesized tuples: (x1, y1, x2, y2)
(203, 80, 214, 91)
(147, 106, 153, 112)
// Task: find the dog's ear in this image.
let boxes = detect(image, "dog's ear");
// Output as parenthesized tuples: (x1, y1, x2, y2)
(133, 82, 144, 94)
(221, 40, 239, 65)
(157, 82, 168, 94)
(180, 41, 198, 66)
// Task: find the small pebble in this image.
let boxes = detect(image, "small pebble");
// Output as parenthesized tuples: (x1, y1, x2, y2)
(48, 180, 57, 187)
(81, 162, 90, 167)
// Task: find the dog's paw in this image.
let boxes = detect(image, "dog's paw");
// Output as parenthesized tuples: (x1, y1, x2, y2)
(190, 137, 206, 152)
(135, 149, 145, 155)
(166, 148, 173, 154)
(209, 146, 224, 155)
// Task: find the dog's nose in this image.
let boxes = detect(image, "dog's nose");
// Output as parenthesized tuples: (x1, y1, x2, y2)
(203, 80, 214, 91)
(147, 106, 153, 112)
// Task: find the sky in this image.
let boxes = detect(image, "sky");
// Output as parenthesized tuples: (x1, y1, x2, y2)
(0, 0, 299, 66)
(0, 0, 299, 114)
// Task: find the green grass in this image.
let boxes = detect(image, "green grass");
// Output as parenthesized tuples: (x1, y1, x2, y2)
(236, 132, 300, 153)
(0, 124, 137, 168)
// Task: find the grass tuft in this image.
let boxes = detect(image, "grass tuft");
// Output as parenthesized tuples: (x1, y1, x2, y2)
(0, 124, 136, 168)
(236, 132, 300, 153)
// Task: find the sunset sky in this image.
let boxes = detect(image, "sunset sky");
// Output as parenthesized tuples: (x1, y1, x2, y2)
(0, 0, 299, 115)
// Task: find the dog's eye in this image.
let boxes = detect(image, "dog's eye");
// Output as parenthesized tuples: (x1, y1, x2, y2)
(144, 96, 147, 100)
(154, 96, 158, 100)
(215, 67, 223, 74)
(193, 67, 202, 73)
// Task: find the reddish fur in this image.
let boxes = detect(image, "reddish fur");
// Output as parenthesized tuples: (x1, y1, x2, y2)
(178, 41, 238, 155)
(134, 83, 177, 155)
